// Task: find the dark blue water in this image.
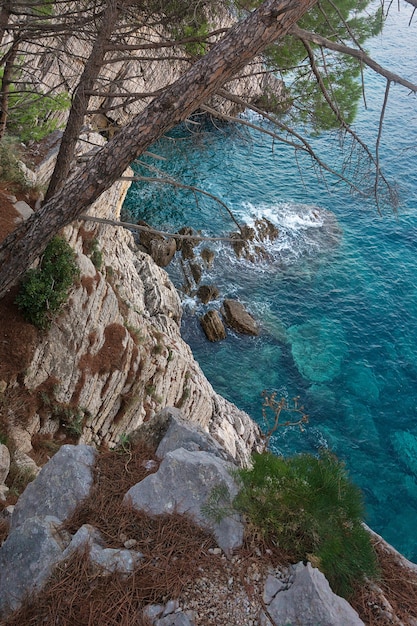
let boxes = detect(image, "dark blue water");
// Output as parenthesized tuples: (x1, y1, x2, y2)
(123, 6, 417, 561)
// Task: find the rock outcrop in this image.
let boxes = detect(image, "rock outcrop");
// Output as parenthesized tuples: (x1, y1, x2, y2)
(3, 161, 261, 468)
(200, 309, 227, 342)
(0, 411, 368, 625)
(222, 298, 259, 336)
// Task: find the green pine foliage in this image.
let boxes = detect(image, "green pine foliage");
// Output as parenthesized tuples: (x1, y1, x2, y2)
(0, 138, 29, 190)
(6, 90, 70, 143)
(15, 236, 80, 329)
(239, 0, 384, 132)
(235, 450, 379, 598)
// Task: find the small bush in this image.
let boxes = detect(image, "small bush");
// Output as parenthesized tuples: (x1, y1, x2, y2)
(234, 450, 379, 598)
(15, 236, 80, 329)
(0, 137, 29, 190)
(6, 89, 70, 143)
(84, 237, 103, 270)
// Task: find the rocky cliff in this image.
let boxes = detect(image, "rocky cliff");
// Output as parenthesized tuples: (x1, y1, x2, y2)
(3, 157, 261, 468)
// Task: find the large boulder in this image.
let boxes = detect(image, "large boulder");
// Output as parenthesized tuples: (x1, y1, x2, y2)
(196, 284, 219, 305)
(149, 237, 177, 268)
(124, 447, 244, 555)
(260, 562, 364, 626)
(137, 220, 177, 267)
(200, 310, 227, 342)
(11, 444, 97, 530)
(0, 515, 71, 617)
(153, 407, 232, 462)
(222, 299, 259, 336)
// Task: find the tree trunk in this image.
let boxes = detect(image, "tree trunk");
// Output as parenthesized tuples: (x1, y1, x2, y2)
(0, 1, 11, 54)
(0, 0, 317, 298)
(44, 0, 121, 202)
(0, 39, 18, 141)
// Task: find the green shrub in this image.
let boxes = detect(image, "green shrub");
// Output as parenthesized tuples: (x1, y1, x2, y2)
(234, 450, 378, 598)
(0, 137, 29, 189)
(16, 236, 80, 329)
(84, 237, 103, 270)
(4, 84, 70, 142)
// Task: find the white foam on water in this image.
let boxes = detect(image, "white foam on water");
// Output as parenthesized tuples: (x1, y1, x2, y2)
(208, 200, 342, 278)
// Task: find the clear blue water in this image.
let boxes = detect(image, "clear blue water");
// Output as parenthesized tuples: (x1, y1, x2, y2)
(123, 6, 417, 561)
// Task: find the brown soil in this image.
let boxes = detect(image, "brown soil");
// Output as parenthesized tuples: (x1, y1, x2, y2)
(0, 287, 39, 384)
(0, 189, 19, 243)
(0, 190, 39, 384)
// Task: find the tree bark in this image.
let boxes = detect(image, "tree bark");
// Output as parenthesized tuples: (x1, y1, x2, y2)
(0, 0, 317, 298)
(0, 39, 18, 141)
(0, 0, 11, 54)
(44, 0, 121, 202)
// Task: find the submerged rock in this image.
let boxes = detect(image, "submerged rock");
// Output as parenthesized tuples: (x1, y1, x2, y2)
(287, 317, 347, 383)
(391, 430, 417, 478)
(344, 363, 380, 404)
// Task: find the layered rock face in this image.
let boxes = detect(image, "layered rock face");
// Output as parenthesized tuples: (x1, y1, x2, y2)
(18, 172, 261, 465)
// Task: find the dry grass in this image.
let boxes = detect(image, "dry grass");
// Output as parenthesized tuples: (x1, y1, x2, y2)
(351, 541, 417, 625)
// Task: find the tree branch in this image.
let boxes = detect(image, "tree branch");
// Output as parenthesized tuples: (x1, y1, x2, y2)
(121, 175, 242, 231)
(0, 0, 318, 298)
(290, 25, 417, 93)
(79, 214, 242, 242)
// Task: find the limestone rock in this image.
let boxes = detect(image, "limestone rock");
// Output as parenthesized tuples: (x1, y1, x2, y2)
(64, 524, 143, 574)
(0, 515, 71, 618)
(200, 310, 227, 342)
(154, 407, 232, 462)
(222, 299, 259, 336)
(155, 613, 194, 626)
(189, 260, 202, 284)
(260, 562, 364, 626)
(150, 237, 177, 267)
(0, 443, 10, 484)
(0, 484, 9, 502)
(200, 248, 215, 268)
(18, 167, 262, 466)
(176, 227, 198, 260)
(11, 444, 97, 530)
(13, 200, 34, 222)
(124, 448, 244, 555)
(196, 284, 219, 304)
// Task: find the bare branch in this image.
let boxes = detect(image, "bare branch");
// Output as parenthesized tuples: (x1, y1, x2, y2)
(374, 80, 391, 210)
(290, 25, 417, 93)
(212, 89, 369, 195)
(121, 174, 242, 231)
(79, 214, 243, 242)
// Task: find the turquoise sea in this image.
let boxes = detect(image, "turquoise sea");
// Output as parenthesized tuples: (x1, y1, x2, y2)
(123, 5, 417, 561)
